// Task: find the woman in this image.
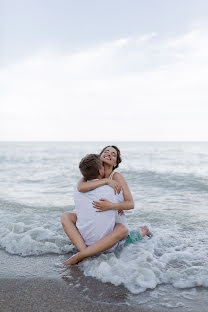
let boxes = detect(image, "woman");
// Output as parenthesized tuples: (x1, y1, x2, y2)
(61, 145, 150, 265)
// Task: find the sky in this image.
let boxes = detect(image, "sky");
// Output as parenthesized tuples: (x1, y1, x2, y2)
(1, 0, 208, 141)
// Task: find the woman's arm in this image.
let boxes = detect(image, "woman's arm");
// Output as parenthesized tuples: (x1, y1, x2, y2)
(77, 177, 122, 194)
(113, 172, 134, 210)
(77, 178, 108, 192)
(93, 173, 134, 211)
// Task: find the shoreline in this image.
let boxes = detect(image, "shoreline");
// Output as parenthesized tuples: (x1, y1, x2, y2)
(0, 249, 163, 312)
(0, 277, 157, 312)
(1, 249, 208, 312)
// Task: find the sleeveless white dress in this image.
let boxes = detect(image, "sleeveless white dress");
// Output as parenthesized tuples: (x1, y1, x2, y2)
(109, 171, 129, 232)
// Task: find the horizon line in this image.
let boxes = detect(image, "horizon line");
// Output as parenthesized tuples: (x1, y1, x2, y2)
(0, 140, 208, 143)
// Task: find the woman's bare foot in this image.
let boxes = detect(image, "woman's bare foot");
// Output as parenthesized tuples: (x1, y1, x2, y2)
(137, 226, 152, 238)
(63, 253, 80, 265)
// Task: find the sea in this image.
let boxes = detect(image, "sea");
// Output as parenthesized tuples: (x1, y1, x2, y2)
(0, 142, 208, 311)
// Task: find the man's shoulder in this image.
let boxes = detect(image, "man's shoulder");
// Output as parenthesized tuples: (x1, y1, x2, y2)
(95, 184, 112, 191)
(74, 184, 114, 195)
(90, 184, 114, 196)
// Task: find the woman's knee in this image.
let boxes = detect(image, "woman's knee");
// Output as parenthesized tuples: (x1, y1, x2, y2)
(61, 212, 77, 226)
(61, 212, 68, 226)
(116, 223, 128, 240)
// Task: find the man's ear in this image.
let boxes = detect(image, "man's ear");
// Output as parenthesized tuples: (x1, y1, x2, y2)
(98, 168, 102, 176)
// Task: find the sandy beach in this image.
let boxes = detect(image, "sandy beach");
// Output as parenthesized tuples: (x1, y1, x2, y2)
(0, 249, 163, 312)
(1, 247, 208, 312)
(0, 278, 158, 312)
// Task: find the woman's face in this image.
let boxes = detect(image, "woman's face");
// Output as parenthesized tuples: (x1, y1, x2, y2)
(100, 146, 118, 167)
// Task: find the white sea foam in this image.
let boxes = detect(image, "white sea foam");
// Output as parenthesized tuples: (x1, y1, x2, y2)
(80, 229, 208, 294)
(0, 212, 73, 256)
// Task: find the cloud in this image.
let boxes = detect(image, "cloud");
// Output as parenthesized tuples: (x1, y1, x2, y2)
(0, 26, 208, 141)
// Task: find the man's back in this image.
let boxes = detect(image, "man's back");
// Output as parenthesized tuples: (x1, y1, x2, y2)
(74, 184, 123, 246)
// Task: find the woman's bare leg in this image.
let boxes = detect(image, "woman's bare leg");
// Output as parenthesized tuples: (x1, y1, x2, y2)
(63, 223, 128, 265)
(61, 212, 87, 252)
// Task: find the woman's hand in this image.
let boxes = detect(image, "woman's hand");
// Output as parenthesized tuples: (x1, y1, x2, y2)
(107, 179, 122, 194)
(93, 199, 114, 212)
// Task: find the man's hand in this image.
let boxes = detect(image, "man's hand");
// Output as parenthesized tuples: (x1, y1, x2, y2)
(93, 198, 114, 212)
(107, 179, 122, 194)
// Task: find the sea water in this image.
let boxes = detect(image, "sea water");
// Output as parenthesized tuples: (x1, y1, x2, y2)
(0, 142, 208, 310)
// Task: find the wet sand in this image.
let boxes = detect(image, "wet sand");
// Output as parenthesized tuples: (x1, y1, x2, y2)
(3, 249, 199, 312)
(0, 278, 157, 312)
(0, 249, 163, 312)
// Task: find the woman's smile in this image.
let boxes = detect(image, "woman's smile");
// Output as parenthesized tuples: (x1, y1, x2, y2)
(104, 155, 111, 160)
(101, 147, 118, 167)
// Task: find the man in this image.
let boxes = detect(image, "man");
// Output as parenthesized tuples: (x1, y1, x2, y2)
(61, 154, 128, 265)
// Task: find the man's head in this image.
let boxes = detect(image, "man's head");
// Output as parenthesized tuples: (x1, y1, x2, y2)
(79, 154, 105, 180)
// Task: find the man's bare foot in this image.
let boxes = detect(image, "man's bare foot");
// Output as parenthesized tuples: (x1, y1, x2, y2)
(137, 226, 152, 238)
(63, 253, 80, 265)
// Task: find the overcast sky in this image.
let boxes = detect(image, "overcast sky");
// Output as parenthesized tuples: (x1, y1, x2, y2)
(1, 0, 208, 141)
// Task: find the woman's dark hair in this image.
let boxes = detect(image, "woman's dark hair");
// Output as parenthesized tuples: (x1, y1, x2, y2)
(99, 145, 122, 170)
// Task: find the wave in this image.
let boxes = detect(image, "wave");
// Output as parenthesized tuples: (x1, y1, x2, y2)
(122, 169, 208, 193)
(1, 221, 208, 295)
(0, 211, 74, 257)
(80, 229, 208, 294)
(1, 200, 208, 296)
(0, 197, 74, 212)
(0, 222, 73, 256)
(20, 178, 45, 184)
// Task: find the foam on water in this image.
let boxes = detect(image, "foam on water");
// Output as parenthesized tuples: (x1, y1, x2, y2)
(0, 199, 74, 256)
(80, 227, 208, 294)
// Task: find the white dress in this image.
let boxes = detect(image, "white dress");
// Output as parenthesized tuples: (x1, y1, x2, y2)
(109, 171, 129, 231)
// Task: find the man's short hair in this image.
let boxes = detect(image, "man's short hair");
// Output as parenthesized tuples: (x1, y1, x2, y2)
(79, 154, 101, 180)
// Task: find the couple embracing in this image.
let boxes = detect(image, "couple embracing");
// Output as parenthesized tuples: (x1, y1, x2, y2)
(61, 145, 151, 265)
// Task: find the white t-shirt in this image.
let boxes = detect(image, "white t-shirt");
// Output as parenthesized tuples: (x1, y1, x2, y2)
(74, 182, 124, 246)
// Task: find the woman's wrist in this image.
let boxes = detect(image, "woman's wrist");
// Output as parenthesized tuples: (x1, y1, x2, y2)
(110, 203, 118, 210)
